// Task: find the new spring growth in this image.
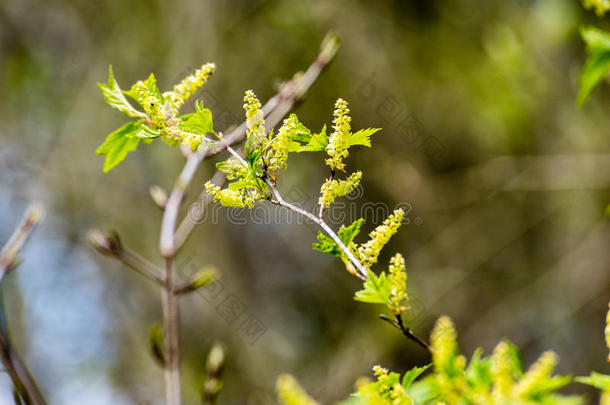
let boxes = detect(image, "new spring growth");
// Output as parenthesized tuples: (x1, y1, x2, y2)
(431, 316, 461, 374)
(97, 63, 217, 171)
(244, 90, 266, 154)
(204, 182, 258, 208)
(388, 253, 408, 315)
(276, 374, 319, 405)
(318, 171, 362, 208)
(165, 63, 216, 112)
(325, 98, 351, 172)
(491, 342, 516, 400)
(358, 209, 405, 269)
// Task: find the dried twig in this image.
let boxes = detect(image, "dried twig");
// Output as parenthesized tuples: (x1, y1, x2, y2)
(0, 204, 47, 405)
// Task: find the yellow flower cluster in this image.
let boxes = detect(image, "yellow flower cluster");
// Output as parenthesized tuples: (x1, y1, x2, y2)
(318, 171, 362, 208)
(357, 209, 404, 269)
(431, 316, 460, 373)
(204, 182, 259, 208)
(371, 365, 410, 404)
(325, 98, 351, 171)
(129, 80, 166, 127)
(513, 351, 557, 398)
(583, 0, 610, 16)
(268, 115, 297, 177)
(388, 253, 408, 315)
(244, 90, 266, 152)
(165, 63, 216, 111)
(276, 374, 319, 405)
(491, 342, 515, 401)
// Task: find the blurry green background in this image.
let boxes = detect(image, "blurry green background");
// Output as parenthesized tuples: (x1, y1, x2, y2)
(1, 0, 610, 403)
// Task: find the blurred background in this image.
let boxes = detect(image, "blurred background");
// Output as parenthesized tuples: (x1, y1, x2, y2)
(1, 0, 610, 403)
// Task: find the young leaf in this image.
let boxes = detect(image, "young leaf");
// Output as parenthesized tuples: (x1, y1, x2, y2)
(298, 125, 328, 152)
(401, 364, 431, 390)
(337, 218, 364, 245)
(312, 232, 341, 257)
(178, 108, 214, 135)
(576, 372, 610, 390)
(349, 128, 380, 147)
(578, 27, 610, 106)
(354, 270, 392, 304)
(98, 66, 143, 118)
(96, 121, 144, 172)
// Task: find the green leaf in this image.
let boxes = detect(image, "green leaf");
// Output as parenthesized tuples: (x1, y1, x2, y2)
(401, 364, 431, 390)
(177, 108, 214, 135)
(349, 128, 380, 147)
(575, 372, 610, 390)
(354, 270, 392, 304)
(98, 66, 143, 118)
(582, 26, 610, 53)
(465, 348, 492, 387)
(337, 218, 364, 245)
(578, 27, 610, 106)
(312, 231, 342, 257)
(96, 121, 144, 172)
(298, 125, 328, 152)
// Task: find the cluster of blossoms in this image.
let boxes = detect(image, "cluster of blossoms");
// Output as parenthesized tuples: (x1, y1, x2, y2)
(387, 253, 408, 315)
(164, 63, 216, 113)
(357, 209, 405, 269)
(265, 115, 299, 179)
(325, 98, 351, 171)
(318, 171, 362, 207)
(243, 90, 266, 153)
(366, 365, 411, 404)
(204, 182, 260, 208)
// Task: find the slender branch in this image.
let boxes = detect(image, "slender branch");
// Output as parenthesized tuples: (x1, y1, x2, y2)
(88, 230, 164, 285)
(161, 257, 181, 405)
(379, 314, 431, 352)
(0, 205, 44, 280)
(267, 181, 367, 280)
(0, 204, 47, 405)
(171, 33, 340, 254)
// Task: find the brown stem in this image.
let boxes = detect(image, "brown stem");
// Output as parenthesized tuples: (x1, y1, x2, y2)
(379, 314, 431, 352)
(0, 205, 47, 405)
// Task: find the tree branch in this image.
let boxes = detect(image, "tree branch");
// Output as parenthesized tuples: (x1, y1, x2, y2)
(0, 204, 47, 405)
(88, 230, 164, 285)
(379, 314, 431, 352)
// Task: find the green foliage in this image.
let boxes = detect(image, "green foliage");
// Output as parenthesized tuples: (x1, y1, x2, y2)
(578, 27, 610, 106)
(582, 0, 610, 16)
(95, 121, 152, 172)
(354, 270, 392, 304)
(97, 64, 216, 171)
(576, 372, 610, 391)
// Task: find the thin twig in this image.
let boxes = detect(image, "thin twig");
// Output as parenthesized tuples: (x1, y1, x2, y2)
(0, 204, 47, 405)
(88, 230, 164, 285)
(379, 314, 431, 352)
(267, 181, 367, 280)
